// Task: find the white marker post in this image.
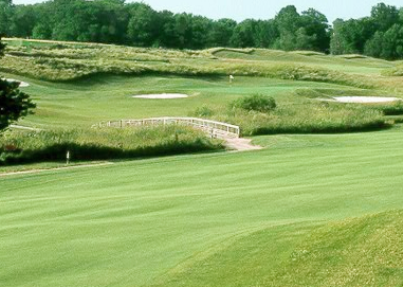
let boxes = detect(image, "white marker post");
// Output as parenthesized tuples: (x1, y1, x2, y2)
(66, 150, 70, 165)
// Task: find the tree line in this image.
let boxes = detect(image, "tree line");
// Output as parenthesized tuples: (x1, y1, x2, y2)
(0, 0, 402, 59)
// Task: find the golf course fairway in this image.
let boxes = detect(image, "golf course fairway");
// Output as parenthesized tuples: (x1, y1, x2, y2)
(1, 128, 403, 286)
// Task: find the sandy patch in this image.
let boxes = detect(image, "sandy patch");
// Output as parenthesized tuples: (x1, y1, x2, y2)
(133, 93, 188, 99)
(5, 78, 30, 87)
(333, 96, 400, 103)
(225, 138, 263, 152)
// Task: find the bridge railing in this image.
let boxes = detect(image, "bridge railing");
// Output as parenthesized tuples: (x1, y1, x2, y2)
(93, 117, 240, 139)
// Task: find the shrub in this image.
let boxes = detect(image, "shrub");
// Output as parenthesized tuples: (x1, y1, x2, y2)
(192, 104, 215, 117)
(231, 94, 277, 113)
(372, 102, 403, 116)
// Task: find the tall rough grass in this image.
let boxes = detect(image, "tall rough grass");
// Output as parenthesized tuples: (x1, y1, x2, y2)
(0, 126, 224, 165)
(383, 65, 403, 77)
(0, 41, 391, 90)
(192, 101, 388, 136)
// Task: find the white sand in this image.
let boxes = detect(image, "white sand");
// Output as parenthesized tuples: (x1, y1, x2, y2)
(333, 96, 400, 103)
(133, 93, 188, 99)
(5, 78, 30, 87)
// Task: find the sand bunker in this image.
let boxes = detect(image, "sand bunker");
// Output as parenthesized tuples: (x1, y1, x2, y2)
(5, 78, 30, 87)
(333, 96, 400, 103)
(133, 93, 188, 99)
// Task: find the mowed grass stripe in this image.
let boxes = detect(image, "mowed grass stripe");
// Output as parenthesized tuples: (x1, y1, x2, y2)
(1, 128, 403, 286)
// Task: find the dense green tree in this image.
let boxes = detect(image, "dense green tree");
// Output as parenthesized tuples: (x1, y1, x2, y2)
(0, 36, 36, 131)
(231, 19, 257, 48)
(371, 3, 400, 32)
(189, 16, 212, 49)
(158, 10, 177, 48)
(209, 19, 236, 47)
(174, 13, 193, 49)
(273, 5, 300, 51)
(127, 3, 157, 46)
(93, 0, 128, 44)
(51, 0, 83, 41)
(9, 5, 36, 38)
(31, 2, 54, 39)
(0, 35, 5, 55)
(0, 0, 14, 35)
(254, 20, 278, 48)
(330, 19, 346, 55)
(330, 3, 400, 57)
(300, 8, 330, 52)
(275, 5, 300, 35)
(295, 27, 315, 50)
(330, 18, 375, 55)
(380, 24, 403, 59)
(364, 31, 384, 58)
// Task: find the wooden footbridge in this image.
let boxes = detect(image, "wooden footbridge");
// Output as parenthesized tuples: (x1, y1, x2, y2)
(93, 117, 240, 139)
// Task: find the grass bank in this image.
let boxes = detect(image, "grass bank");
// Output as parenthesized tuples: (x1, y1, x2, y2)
(0, 126, 224, 165)
(154, 210, 403, 287)
(192, 100, 389, 136)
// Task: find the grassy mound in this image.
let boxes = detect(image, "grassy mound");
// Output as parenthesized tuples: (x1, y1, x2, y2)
(2, 39, 400, 90)
(208, 47, 255, 55)
(0, 126, 224, 165)
(383, 65, 403, 77)
(290, 50, 327, 56)
(152, 210, 403, 287)
(293, 88, 393, 99)
(2, 48, 352, 85)
(273, 210, 403, 286)
(192, 100, 388, 136)
(337, 54, 368, 59)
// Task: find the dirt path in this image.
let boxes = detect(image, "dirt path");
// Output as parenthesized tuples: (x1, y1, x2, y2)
(224, 137, 263, 152)
(0, 162, 113, 177)
(9, 125, 41, 131)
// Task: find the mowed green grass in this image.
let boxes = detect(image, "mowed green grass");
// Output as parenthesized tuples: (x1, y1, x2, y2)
(2, 72, 368, 128)
(2, 127, 403, 287)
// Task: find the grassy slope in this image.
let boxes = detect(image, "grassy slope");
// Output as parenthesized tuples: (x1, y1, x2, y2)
(154, 210, 403, 287)
(214, 49, 395, 73)
(2, 40, 403, 90)
(2, 127, 403, 286)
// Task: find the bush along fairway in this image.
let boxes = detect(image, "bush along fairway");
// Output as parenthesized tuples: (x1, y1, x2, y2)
(0, 126, 224, 165)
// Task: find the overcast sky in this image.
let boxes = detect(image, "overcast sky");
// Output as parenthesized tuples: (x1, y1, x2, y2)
(12, 0, 403, 23)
